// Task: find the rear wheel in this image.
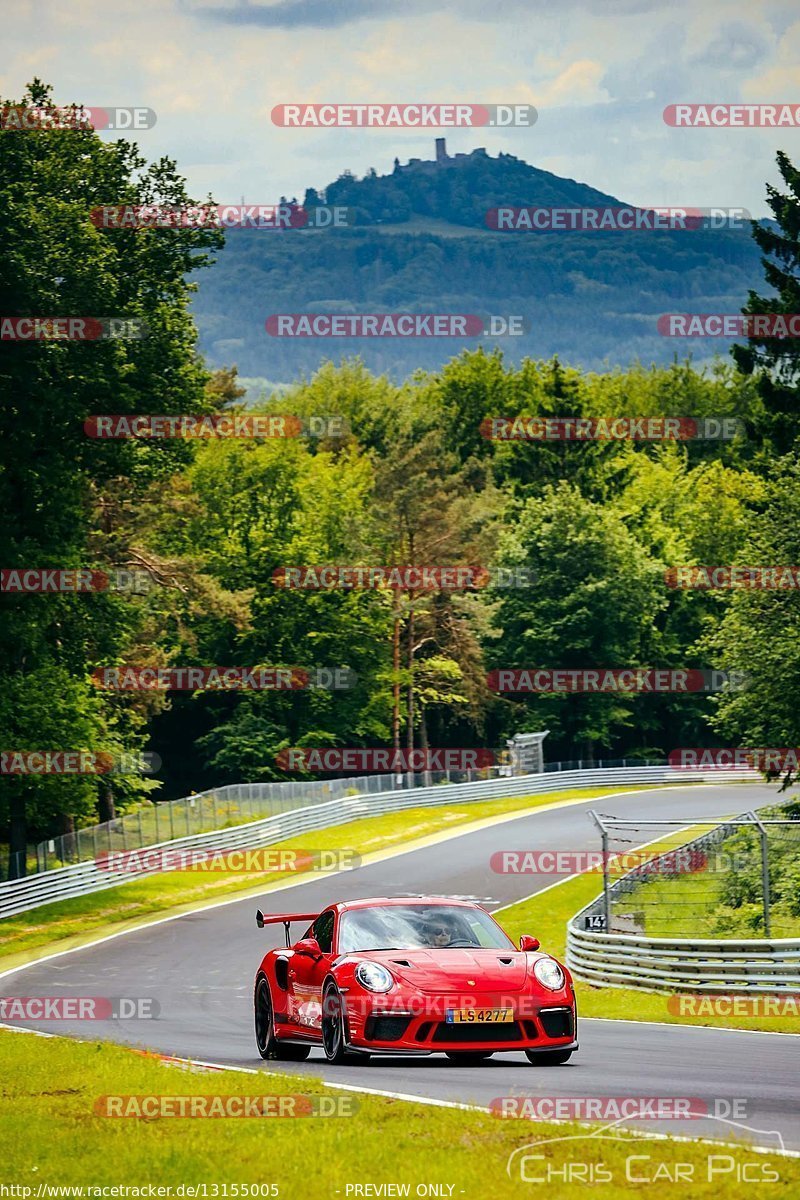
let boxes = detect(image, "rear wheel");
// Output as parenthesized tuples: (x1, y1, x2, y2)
(444, 1052, 494, 1065)
(254, 977, 311, 1061)
(525, 1049, 573, 1065)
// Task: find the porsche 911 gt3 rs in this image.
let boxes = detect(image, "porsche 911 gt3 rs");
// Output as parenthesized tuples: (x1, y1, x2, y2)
(253, 896, 577, 1064)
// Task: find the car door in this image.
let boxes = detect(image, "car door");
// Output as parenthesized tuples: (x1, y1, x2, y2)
(287, 908, 336, 1031)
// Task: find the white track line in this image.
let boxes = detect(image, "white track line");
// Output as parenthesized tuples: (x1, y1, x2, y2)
(1, 1022, 795, 1158)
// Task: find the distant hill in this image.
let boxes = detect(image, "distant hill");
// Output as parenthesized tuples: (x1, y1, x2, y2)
(320, 145, 624, 227)
(192, 143, 765, 381)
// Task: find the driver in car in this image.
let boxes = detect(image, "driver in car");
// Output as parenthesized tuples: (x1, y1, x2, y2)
(426, 914, 457, 948)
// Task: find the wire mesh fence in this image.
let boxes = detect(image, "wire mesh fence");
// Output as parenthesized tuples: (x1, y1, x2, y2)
(586, 802, 800, 939)
(15, 756, 662, 877)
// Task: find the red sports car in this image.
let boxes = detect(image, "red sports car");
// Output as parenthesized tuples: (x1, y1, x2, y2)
(253, 896, 577, 1064)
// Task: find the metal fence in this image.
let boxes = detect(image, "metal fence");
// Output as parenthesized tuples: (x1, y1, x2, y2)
(585, 808, 800, 938)
(23, 755, 663, 876)
(0, 763, 756, 919)
(566, 804, 800, 994)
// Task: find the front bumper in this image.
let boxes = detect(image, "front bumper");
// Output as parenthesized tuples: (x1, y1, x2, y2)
(344, 991, 577, 1054)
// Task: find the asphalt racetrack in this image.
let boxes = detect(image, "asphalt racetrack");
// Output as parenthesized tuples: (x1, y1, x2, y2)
(2, 784, 797, 1153)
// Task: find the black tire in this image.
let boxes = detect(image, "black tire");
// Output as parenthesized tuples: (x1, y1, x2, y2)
(444, 1051, 494, 1064)
(321, 979, 356, 1064)
(525, 1049, 573, 1065)
(254, 976, 311, 1061)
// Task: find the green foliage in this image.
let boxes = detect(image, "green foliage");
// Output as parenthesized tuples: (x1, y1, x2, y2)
(0, 80, 222, 871)
(3, 89, 798, 868)
(733, 150, 800, 456)
(708, 460, 800, 757)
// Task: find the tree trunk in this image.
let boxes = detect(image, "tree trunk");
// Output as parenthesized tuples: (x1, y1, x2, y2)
(420, 704, 432, 788)
(99, 783, 116, 823)
(392, 612, 401, 754)
(405, 534, 416, 787)
(392, 611, 403, 789)
(8, 787, 27, 880)
(406, 599, 415, 787)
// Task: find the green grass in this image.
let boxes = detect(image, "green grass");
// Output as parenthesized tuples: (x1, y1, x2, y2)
(1, 785, 660, 970)
(0, 1028, 795, 1197)
(619, 867, 800, 941)
(499, 846, 800, 1035)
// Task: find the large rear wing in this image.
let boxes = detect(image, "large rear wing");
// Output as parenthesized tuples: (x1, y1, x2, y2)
(255, 908, 319, 945)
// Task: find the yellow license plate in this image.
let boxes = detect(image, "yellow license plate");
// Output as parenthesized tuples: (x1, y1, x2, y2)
(446, 1008, 514, 1024)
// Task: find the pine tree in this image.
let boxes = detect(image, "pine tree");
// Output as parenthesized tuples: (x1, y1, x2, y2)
(732, 151, 800, 456)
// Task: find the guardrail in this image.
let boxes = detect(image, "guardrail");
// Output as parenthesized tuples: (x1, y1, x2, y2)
(1, 764, 758, 920)
(30, 754, 660, 874)
(566, 926, 800, 995)
(566, 803, 800, 994)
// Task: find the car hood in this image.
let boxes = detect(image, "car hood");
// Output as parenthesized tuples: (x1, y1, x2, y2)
(359, 948, 531, 993)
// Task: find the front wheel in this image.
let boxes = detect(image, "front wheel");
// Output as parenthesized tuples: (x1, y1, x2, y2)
(321, 980, 350, 1063)
(444, 1052, 494, 1065)
(254, 977, 311, 1061)
(525, 1049, 573, 1065)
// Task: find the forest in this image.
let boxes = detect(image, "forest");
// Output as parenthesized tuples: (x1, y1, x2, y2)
(2, 83, 800, 875)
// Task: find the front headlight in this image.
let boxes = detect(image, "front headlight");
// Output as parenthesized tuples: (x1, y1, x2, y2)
(355, 962, 394, 993)
(532, 957, 565, 991)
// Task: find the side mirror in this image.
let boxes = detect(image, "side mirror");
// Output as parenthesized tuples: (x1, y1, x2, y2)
(519, 935, 540, 951)
(293, 937, 322, 958)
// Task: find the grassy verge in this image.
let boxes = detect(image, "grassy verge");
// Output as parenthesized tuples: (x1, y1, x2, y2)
(620, 867, 800, 940)
(0, 785, 663, 970)
(500, 845, 800, 1035)
(0, 1028, 794, 1197)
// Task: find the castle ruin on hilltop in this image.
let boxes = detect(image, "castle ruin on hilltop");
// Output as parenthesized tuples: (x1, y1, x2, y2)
(397, 138, 488, 172)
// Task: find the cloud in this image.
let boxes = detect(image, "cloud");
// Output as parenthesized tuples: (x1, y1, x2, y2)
(195, 0, 687, 31)
(691, 22, 771, 70)
(197, 0, 415, 29)
(534, 60, 610, 107)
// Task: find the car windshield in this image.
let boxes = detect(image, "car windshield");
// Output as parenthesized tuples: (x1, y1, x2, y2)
(337, 904, 515, 953)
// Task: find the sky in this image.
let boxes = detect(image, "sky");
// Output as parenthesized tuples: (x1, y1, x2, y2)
(3, 0, 800, 216)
